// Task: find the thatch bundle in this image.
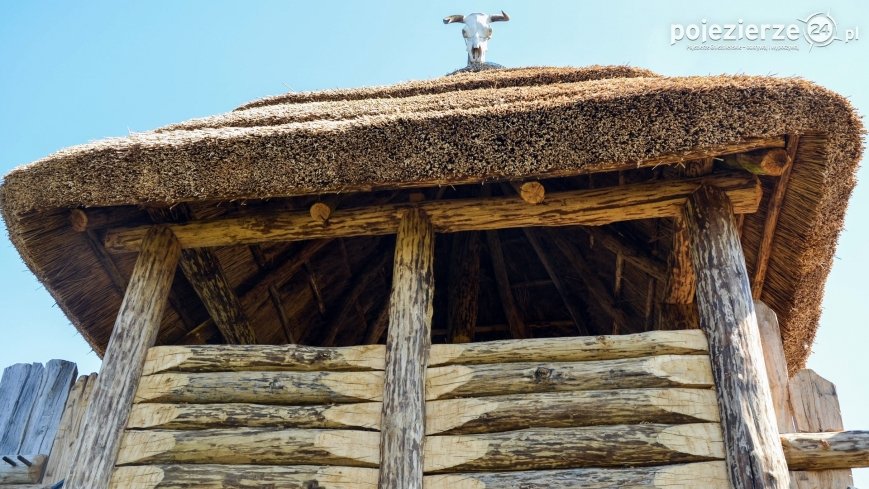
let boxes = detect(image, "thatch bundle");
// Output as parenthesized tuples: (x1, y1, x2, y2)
(0, 66, 862, 370)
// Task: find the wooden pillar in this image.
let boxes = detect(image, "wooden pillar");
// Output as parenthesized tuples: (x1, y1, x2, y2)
(684, 185, 790, 489)
(65, 226, 181, 489)
(379, 209, 435, 489)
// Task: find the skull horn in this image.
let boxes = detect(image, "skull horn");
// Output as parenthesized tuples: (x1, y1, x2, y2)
(489, 10, 510, 22)
(443, 14, 465, 24)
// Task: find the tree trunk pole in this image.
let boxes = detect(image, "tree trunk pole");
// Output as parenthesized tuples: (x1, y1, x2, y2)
(378, 209, 435, 489)
(684, 185, 790, 489)
(65, 227, 181, 489)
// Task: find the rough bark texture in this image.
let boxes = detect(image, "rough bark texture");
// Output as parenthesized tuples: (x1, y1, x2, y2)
(110, 465, 378, 489)
(782, 431, 869, 470)
(379, 209, 435, 489)
(105, 172, 761, 251)
(685, 185, 791, 489)
(65, 226, 181, 489)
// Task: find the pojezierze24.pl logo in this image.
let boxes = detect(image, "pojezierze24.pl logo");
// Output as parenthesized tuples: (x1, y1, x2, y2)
(671, 12, 859, 51)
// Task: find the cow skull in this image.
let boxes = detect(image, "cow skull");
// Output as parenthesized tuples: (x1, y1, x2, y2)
(444, 11, 510, 65)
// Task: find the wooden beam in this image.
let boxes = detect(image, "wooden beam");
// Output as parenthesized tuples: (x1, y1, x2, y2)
(523, 229, 590, 335)
(486, 230, 528, 339)
(685, 185, 791, 489)
(783, 431, 869, 470)
(446, 232, 481, 343)
(754, 301, 793, 434)
(510, 180, 546, 204)
(423, 423, 724, 473)
(379, 208, 435, 489)
(0, 454, 46, 484)
(429, 329, 708, 366)
(581, 226, 667, 280)
(65, 226, 181, 489)
(424, 462, 731, 489)
(105, 171, 762, 251)
(309, 201, 333, 224)
(724, 148, 790, 176)
(752, 134, 800, 299)
(110, 465, 379, 489)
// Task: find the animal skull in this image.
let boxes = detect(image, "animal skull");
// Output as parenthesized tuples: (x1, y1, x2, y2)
(444, 11, 510, 65)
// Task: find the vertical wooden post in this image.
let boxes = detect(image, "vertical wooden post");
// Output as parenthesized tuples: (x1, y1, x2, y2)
(685, 186, 790, 489)
(65, 226, 180, 489)
(379, 209, 435, 489)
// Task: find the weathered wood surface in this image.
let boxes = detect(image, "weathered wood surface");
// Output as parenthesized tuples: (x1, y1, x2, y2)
(426, 355, 713, 400)
(309, 202, 334, 223)
(754, 301, 794, 435)
(788, 369, 853, 487)
(127, 401, 382, 431)
(429, 329, 708, 366)
(724, 148, 790, 175)
(135, 370, 384, 404)
(686, 185, 791, 489)
(446, 231, 480, 343)
(65, 226, 182, 489)
(0, 363, 44, 453)
(658, 213, 698, 331)
(143, 344, 385, 375)
(110, 465, 379, 489)
(42, 373, 97, 486)
(380, 209, 435, 489)
(423, 423, 724, 473)
(424, 461, 730, 489)
(116, 428, 380, 467)
(511, 181, 546, 204)
(0, 454, 47, 484)
(105, 171, 761, 251)
(426, 388, 719, 435)
(17, 360, 77, 456)
(782, 431, 869, 470)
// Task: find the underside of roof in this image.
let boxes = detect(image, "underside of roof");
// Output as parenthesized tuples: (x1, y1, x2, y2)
(0, 66, 863, 371)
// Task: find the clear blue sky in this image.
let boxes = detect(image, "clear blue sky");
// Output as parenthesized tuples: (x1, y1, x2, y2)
(1, 1, 867, 483)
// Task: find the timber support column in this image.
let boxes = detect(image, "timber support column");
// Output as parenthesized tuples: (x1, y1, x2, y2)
(684, 185, 790, 489)
(379, 209, 435, 489)
(65, 226, 181, 489)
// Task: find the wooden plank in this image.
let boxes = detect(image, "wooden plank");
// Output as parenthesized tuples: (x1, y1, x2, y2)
(426, 355, 713, 400)
(426, 388, 719, 435)
(380, 209, 435, 489)
(116, 428, 379, 467)
(752, 134, 800, 299)
(685, 184, 791, 489)
(41, 374, 92, 486)
(110, 465, 378, 489)
(105, 171, 762, 251)
(135, 370, 383, 404)
(782, 431, 869, 470)
(423, 423, 724, 473)
(18, 360, 77, 456)
(429, 329, 708, 366)
(788, 369, 853, 487)
(0, 363, 44, 454)
(446, 232, 481, 343)
(0, 454, 47, 484)
(0, 365, 35, 450)
(485, 230, 528, 339)
(424, 461, 730, 489)
(127, 401, 382, 430)
(65, 226, 181, 489)
(143, 344, 385, 375)
(755, 301, 793, 434)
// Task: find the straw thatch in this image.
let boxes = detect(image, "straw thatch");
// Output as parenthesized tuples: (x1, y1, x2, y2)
(0, 66, 862, 371)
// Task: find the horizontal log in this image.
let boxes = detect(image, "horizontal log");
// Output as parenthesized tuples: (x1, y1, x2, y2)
(426, 388, 719, 435)
(423, 423, 724, 472)
(0, 455, 46, 484)
(424, 461, 730, 489)
(111, 465, 378, 489)
(127, 402, 381, 430)
(429, 329, 708, 366)
(105, 171, 761, 251)
(143, 344, 385, 375)
(782, 430, 869, 470)
(135, 371, 382, 404)
(426, 355, 713, 400)
(117, 428, 379, 467)
(723, 148, 789, 175)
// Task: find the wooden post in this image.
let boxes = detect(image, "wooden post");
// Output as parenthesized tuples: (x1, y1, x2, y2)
(446, 232, 480, 343)
(65, 226, 181, 489)
(379, 209, 435, 489)
(684, 185, 790, 489)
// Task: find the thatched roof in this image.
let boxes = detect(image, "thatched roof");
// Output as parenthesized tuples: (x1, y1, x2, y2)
(0, 66, 862, 370)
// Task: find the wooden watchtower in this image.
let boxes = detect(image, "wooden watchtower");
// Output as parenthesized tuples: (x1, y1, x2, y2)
(0, 66, 865, 488)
